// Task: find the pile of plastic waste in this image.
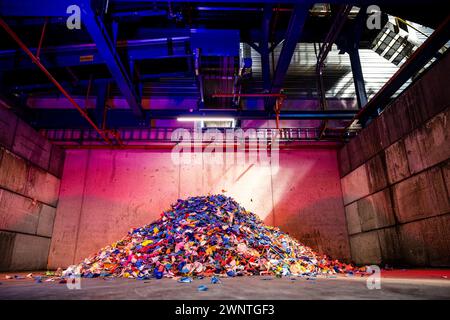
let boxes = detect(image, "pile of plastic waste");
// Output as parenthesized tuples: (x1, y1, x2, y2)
(64, 195, 362, 279)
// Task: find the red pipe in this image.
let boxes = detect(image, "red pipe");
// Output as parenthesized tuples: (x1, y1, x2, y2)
(0, 18, 111, 144)
(36, 17, 48, 59)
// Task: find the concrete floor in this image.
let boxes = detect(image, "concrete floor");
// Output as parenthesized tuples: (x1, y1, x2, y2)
(0, 270, 449, 300)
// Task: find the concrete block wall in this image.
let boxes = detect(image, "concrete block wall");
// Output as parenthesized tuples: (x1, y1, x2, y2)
(338, 52, 450, 267)
(49, 147, 351, 269)
(0, 107, 65, 271)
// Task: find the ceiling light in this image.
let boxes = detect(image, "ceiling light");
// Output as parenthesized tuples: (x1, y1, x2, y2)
(177, 117, 235, 122)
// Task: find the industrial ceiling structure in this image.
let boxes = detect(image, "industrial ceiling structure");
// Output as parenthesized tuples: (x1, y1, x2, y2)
(0, 0, 449, 145)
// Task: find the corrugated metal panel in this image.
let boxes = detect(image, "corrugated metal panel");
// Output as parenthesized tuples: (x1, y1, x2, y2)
(243, 42, 410, 101)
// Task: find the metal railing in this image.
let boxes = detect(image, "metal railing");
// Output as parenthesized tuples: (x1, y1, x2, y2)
(41, 127, 330, 145)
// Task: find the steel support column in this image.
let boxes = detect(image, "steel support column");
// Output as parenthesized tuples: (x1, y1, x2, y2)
(94, 80, 109, 127)
(266, 3, 310, 111)
(81, 1, 143, 117)
(316, 5, 352, 139)
(349, 47, 368, 109)
(261, 5, 272, 92)
(348, 6, 368, 110)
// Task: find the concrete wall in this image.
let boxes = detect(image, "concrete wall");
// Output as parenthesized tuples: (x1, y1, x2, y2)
(0, 107, 65, 271)
(48, 147, 350, 269)
(338, 52, 450, 267)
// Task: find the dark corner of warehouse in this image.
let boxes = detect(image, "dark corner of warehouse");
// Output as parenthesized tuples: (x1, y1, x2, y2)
(0, 0, 449, 311)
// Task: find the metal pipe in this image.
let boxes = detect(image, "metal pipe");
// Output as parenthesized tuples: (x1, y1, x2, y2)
(0, 17, 111, 144)
(0, 37, 191, 57)
(196, 7, 292, 12)
(111, 9, 167, 18)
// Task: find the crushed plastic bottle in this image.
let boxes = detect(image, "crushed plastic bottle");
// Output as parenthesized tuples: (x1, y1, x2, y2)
(178, 277, 193, 283)
(197, 285, 208, 292)
(211, 276, 221, 284)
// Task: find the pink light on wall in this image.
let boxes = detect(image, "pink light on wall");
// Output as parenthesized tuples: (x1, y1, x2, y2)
(49, 147, 350, 269)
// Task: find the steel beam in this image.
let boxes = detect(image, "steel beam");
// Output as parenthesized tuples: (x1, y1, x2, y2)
(111, 10, 167, 18)
(0, 0, 76, 16)
(349, 47, 368, 109)
(266, 3, 309, 110)
(0, 1, 442, 17)
(247, 42, 260, 54)
(353, 13, 450, 126)
(81, 1, 143, 117)
(110, 1, 437, 4)
(30, 109, 357, 129)
(347, 6, 368, 110)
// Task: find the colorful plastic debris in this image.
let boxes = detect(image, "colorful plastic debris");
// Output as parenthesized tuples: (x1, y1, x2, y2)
(211, 276, 221, 284)
(64, 195, 363, 280)
(197, 285, 208, 292)
(226, 270, 236, 277)
(178, 277, 193, 283)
